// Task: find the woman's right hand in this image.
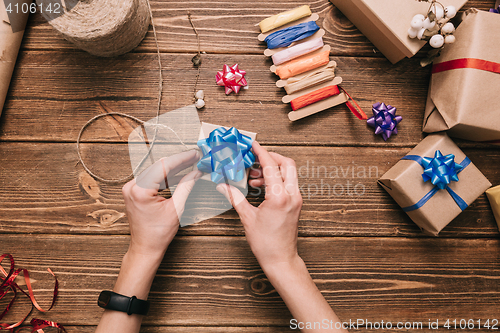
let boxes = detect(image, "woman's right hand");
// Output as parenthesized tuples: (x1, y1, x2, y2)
(216, 141, 303, 271)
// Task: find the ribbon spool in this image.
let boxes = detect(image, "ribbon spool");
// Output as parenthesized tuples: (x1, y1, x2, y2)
(44, 0, 150, 57)
(273, 48, 330, 80)
(272, 37, 324, 66)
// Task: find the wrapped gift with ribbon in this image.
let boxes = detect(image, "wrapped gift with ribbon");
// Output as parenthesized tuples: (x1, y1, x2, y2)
(378, 134, 491, 236)
(423, 10, 500, 142)
(486, 185, 500, 232)
(196, 123, 256, 188)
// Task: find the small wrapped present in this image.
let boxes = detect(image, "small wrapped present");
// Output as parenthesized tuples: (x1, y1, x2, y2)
(378, 133, 491, 235)
(1, 0, 30, 116)
(486, 185, 500, 232)
(423, 10, 500, 142)
(196, 123, 256, 188)
(329, 0, 467, 64)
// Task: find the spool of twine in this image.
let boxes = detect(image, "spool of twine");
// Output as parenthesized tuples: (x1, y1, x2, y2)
(44, 0, 151, 57)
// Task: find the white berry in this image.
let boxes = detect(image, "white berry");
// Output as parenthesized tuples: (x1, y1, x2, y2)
(413, 14, 425, 21)
(195, 90, 204, 100)
(410, 16, 425, 30)
(195, 98, 205, 109)
(423, 18, 436, 30)
(430, 34, 444, 48)
(444, 35, 456, 44)
(408, 27, 418, 38)
(445, 6, 457, 18)
(417, 28, 426, 40)
(441, 22, 455, 34)
(431, 5, 444, 20)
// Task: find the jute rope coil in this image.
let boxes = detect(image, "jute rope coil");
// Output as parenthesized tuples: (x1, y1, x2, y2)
(46, 0, 150, 57)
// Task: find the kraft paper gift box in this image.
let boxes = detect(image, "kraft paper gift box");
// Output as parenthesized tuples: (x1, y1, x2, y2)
(423, 10, 500, 142)
(1, 0, 30, 117)
(486, 186, 500, 232)
(329, 0, 468, 64)
(378, 133, 491, 236)
(195, 122, 256, 189)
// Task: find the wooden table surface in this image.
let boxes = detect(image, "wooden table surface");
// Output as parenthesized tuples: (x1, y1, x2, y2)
(1, 1, 499, 331)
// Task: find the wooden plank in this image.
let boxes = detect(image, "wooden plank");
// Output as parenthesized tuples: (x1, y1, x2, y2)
(0, 142, 498, 237)
(1, 50, 432, 146)
(60, 327, 495, 332)
(1, 235, 500, 326)
(20, 0, 495, 56)
(63, 327, 291, 332)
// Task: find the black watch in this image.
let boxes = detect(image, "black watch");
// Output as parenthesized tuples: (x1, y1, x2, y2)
(98, 290, 150, 316)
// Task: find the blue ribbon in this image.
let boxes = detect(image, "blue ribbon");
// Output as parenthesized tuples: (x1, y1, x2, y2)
(264, 21, 320, 49)
(401, 150, 470, 212)
(197, 127, 255, 184)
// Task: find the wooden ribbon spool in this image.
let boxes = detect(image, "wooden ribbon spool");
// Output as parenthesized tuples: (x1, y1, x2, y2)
(44, 0, 151, 57)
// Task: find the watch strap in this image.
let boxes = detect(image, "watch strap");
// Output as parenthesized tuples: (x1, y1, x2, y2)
(98, 290, 150, 316)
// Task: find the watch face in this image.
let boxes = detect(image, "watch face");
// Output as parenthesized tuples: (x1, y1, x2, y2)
(98, 291, 111, 307)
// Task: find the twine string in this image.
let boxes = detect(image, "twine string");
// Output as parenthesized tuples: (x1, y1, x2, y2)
(76, 0, 189, 184)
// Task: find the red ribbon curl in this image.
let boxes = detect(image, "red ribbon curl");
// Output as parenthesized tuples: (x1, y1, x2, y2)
(0, 254, 65, 333)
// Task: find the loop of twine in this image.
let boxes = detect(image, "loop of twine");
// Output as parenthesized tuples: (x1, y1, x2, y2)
(76, 0, 189, 184)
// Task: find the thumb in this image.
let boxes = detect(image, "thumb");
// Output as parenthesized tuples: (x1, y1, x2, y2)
(216, 183, 254, 219)
(171, 170, 202, 219)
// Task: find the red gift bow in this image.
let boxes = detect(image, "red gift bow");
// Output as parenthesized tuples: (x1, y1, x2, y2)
(0, 254, 65, 332)
(216, 64, 248, 95)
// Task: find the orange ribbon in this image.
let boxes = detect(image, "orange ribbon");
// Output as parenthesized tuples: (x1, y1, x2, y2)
(432, 58, 500, 74)
(276, 50, 330, 80)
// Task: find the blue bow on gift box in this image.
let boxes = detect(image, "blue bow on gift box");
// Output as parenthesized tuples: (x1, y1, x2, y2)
(401, 150, 471, 212)
(197, 127, 255, 184)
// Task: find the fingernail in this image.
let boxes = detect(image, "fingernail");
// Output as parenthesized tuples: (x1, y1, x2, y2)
(216, 184, 226, 194)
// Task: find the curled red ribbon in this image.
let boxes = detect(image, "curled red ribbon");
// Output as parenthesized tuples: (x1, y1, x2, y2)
(432, 58, 500, 75)
(0, 254, 65, 332)
(339, 87, 367, 120)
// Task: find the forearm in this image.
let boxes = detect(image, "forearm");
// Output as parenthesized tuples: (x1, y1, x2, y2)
(95, 249, 163, 333)
(263, 256, 347, 333)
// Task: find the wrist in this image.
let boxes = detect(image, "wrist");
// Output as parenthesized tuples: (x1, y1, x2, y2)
(261, 254, 306, 283)
(128, 244, 165, 263)
(113, 249, 164, 300)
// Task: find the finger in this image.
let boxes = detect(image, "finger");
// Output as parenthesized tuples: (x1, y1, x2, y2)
(249, 167, 262, 178)
(135, 150, 199, 192)
(168, 150, 201, 176)
(170, 170, 203, 219)
(251, 141, 283, 190)
(162, 150, 200, 176)
(216, 183, 255, 220)
(248, 178, 264, 188)
(268, 152, 299, 194)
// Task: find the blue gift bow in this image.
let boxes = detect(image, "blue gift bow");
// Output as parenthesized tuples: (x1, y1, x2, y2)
(264, 21, 320, 49)
(400, 151, 471, 212)
(197, 127, 255, 184)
